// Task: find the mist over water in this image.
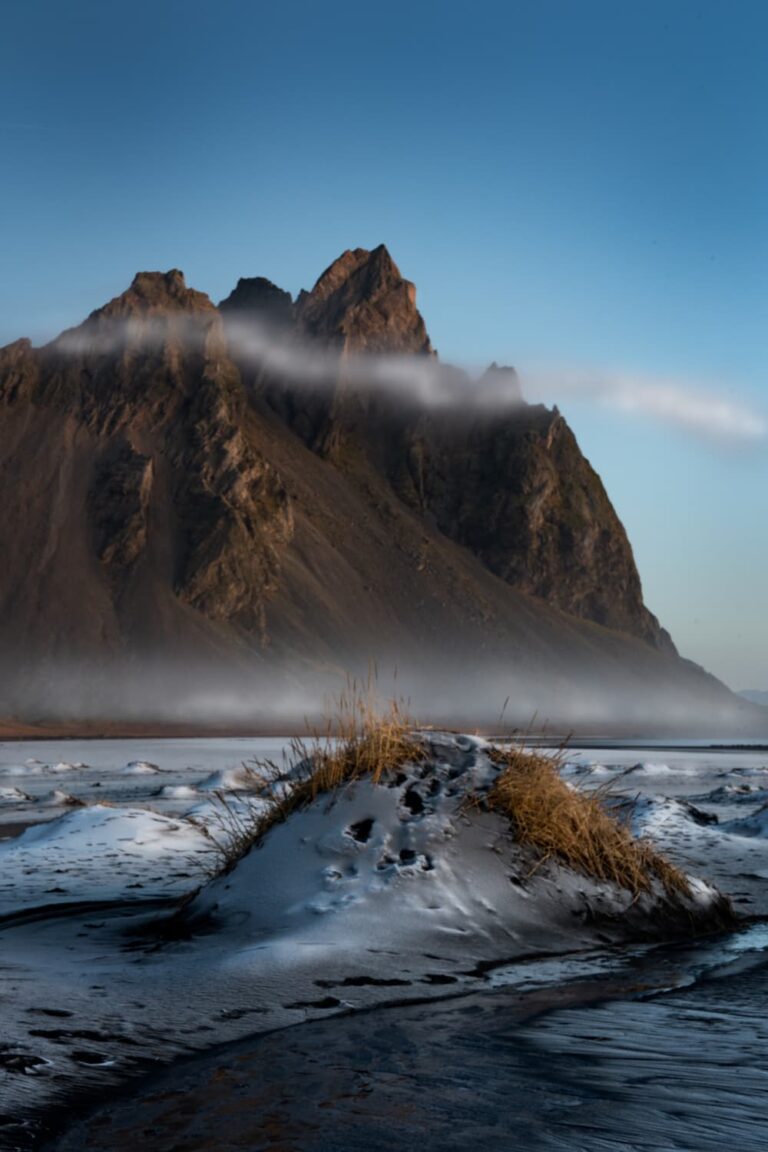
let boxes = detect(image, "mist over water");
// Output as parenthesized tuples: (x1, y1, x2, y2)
(3, 653, 763, 737)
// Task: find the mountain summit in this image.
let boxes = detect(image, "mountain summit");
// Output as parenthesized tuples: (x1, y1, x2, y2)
(0, 247, 749, 727)
(296, 244, 434, 355)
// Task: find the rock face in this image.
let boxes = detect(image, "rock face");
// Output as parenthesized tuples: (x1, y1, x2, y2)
(0, 271, 293, 656)
(296, 245, 433, 355)
(388, 404, 673, 649)
(0, 246, 746, 725)
(90, 443, 154, 576)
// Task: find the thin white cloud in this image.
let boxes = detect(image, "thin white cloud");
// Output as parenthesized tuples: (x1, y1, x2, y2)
(51, 314, 767, 444)
(526, 368, 767, 443)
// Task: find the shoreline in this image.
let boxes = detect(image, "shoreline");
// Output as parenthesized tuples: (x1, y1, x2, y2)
(3, 739, 766, 1149)
(42, 937, 768, 1152)
(1, 719, 767, 748)
(0, 721, 303, 742)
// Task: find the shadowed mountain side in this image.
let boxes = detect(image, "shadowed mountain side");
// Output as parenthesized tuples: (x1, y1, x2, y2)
(234, 396, 742, 729)
(229, 246, 670, 650)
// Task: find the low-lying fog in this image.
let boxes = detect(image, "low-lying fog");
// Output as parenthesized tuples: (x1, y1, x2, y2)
(2, 655, 764, 737)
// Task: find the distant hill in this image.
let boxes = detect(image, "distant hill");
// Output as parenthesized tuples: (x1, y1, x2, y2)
(739, 690, 768, 708)
(0, 245, 758, 731)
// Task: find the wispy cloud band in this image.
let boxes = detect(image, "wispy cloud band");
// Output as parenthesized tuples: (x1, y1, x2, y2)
(49, 314, 767, 444)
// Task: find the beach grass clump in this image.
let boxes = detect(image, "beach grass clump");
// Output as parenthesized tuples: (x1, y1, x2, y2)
(485, 744, 692, 900)
(202, 683, 426, 874)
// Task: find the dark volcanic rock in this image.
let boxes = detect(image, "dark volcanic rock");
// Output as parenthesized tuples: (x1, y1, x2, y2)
(223, 246, 665, 650)
(90, 442, 154, 575)
(246, 245, 435, 458)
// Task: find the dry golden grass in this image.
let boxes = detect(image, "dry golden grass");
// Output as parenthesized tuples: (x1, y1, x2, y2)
(203, 682, 426, 874)
(484, 744, 691, 900)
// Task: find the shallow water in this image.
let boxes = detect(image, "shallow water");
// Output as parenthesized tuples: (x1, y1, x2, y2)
(46, 929, 768, 1151)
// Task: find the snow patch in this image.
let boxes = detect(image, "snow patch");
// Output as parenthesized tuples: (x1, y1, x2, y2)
(122, 761, 162, 775)
(40, 789, 86, 807)
(562, 760, 616, 778)
(722, 804, 768, 839)
(0, 785, 32, 803)
(0, 762, 45, 777)
(157, 784, 199, 800)
(198, 764, 263, 791)
(624, 794, 718, 837)
(193, 736, 721, 960)
(0, 804, 213, 914)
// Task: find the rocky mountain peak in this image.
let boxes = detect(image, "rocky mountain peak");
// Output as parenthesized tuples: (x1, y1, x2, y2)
(1, 337, 32, 355)
(304, 245, 393, 303)
(214, 247, 671, 653)
(296, 244, 433, 356)
(132, 267, 187, 295)
(92, 269, 216, 321)
(219, 277, 294, 330)
(0, 267, 294, 647)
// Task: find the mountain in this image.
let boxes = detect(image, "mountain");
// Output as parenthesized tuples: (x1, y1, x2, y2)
(0, 246, 757, 730)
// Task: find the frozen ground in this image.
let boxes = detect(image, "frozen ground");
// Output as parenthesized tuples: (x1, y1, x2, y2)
(0, 735, 767, 1149)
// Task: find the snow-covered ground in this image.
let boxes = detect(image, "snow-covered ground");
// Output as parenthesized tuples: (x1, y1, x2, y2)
(1, 735, 767, 1149)
(0, 737, 290, 833)
(562, 747, 768, 912)
(0, 806, 213, 916)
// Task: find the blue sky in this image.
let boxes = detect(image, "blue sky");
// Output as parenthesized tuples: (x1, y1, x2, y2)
(1, 0, 766, 687)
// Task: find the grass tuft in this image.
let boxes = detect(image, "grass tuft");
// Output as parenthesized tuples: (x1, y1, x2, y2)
(484, 744, 692, 901)
(201, 681, 426, 875)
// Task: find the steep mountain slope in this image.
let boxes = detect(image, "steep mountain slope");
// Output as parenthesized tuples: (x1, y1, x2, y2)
(0, 248, 754, 728)
(231, 246, 670, 650)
